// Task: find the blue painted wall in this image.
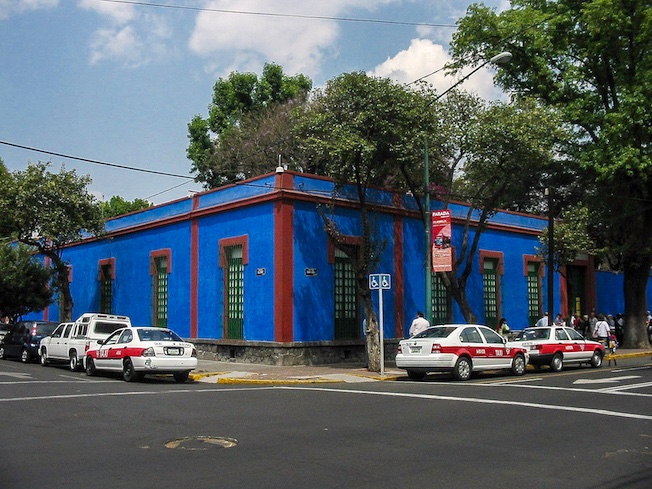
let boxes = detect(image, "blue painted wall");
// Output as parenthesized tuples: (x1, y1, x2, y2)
(20, 173, 650, 344)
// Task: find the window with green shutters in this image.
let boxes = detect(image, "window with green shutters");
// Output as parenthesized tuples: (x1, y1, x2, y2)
(153, 256, 168, 328)
(334, 248, 358, 339)
(483, 258, 499, 328)
(527, 262, 541, 326)
(431, 272, 450, 325)
(100, 263, 113, 314)
(225, 245, 244, 339)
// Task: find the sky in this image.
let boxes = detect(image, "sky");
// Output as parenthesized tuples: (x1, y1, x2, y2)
(1, 0, 509, 205)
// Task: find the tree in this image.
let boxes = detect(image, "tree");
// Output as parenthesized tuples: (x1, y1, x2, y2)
(0, 243, 54, 321)
(398, 91, 564, 323)
(187, 63, 312, 188)
(451, 0, 652, 347)
(100, 196, 152, 219)
(295, 72, 431, 372)
(0, 162, 104, 321)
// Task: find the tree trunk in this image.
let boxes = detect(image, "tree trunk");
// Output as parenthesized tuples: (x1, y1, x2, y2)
(362, 290, 381, 372)
(622, 256, 652, 349)
(449, 283, 478, 324)
(48, 252, 74, 322)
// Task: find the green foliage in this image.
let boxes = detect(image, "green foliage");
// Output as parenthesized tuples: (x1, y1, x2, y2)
(296, 72, 430, 189)
(0, 162, 104, 321)
(187, 63, 312, 188)
(1, 162, 104, 249)
(100, 196, 152, 219)
(538, 205, 599, 271)
(0, 243, 54, 320)
(452, 0, 652, 345)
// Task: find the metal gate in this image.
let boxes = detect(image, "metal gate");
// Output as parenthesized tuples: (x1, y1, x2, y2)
(225, 245, 244, 339)
(334, 250, 358, 339)
(483, 258, 498, 328)
(154, 256, 168, 328)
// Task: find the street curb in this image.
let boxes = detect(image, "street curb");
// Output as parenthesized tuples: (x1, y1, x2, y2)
(188, 352, 650, 384)
(605, 351, 651, 360)
(188, 372, 404, 384)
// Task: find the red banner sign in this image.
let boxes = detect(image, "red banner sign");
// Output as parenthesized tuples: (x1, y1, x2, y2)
(431, 210, 452, 272)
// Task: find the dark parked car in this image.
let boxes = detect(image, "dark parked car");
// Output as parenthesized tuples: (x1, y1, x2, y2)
(0, 321, 59, 362)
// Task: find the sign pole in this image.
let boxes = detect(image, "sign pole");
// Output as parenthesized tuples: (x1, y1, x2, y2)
(379, 286, 384, 376)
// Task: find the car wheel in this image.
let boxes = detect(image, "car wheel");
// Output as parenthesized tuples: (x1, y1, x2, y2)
(452, 356, 472, 381)
(173, 371, 190, 383)
(511, 353, 526, 376)
(550, 353, 564, 372)
(407, 370, 426, 381)
(0, 346, 5, 359)
(40, 348, 49, 366)
(20, 348, 30, 363)
(590, 350, 603, 368)
(85, 357, 96, 376)
(69, 351, 78, 372)
(122, 359, 143, 382)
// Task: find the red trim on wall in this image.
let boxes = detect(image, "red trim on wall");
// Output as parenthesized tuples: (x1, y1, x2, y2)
(327, 236, 363, 264)
(522, 255, 543, 277)
(190, 219, 199, 338)
(218, 235, 248, 339)
(274, 198, 294, 342)
(480, 250, 504, 321)
(97, 258, 116, 281)
(218, 236, 249, 268)
(150, 249, 172, 275)
(479, 250, 504, 275)
(559, 265, 568, 319)
(393, 217, 404, 338)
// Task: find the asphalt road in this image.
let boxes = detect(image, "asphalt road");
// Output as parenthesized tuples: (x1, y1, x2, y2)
(1, 358, 651, 489)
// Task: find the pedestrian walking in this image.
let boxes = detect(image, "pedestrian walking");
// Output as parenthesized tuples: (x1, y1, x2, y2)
(593, 314, 610, 346)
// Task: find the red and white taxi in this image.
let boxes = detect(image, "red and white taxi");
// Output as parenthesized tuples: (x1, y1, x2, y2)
(511, 326, 604, 372)
(85, 327, 197, 382)
(395, 324, 529, 381)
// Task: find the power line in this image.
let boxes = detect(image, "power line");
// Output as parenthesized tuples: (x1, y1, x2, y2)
(99, 0, 458, 28)
(0, 140, 194, 179)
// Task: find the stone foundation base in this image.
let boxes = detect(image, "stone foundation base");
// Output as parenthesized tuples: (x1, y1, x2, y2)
(191, 339, 399, 366)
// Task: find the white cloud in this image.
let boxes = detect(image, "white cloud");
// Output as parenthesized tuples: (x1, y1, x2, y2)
(370, 38, 507, 100)
(78, 0, 136, 25)
(0, 0, 58, 20)
(188, 0, 395, 77)
(80, 2, 173, 68)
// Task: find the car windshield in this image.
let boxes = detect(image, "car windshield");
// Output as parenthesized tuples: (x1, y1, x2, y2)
(514, 328, 550, 341)
(95, 322, 129, 335)
(136, 329, 183, 342)
(36, 323, 59, 336)
(413, 326, 458, 339)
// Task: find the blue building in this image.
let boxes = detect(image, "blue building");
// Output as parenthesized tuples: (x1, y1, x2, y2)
(27, 171, 650, 364)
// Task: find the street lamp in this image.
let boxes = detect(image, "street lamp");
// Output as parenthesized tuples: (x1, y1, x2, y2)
(423, 52, 512, 323)
(545, 187, 554, 326)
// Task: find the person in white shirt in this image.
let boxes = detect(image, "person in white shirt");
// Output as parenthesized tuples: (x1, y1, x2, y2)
(409, 311, 430, 337)
(593, 313, 611, 345)
(535, 312, 549, 327)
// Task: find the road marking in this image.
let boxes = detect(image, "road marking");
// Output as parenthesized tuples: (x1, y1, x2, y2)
(282, 386, 652, 421)
(0, 386, 273, 402)
(473, 382, 652, 398)
(598, 381, 652, 393)
(0, 372, 32, 379)
(573, 375, 641, 385)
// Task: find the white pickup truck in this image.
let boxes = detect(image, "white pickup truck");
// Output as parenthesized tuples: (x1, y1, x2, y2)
(39, 313, 131, 371)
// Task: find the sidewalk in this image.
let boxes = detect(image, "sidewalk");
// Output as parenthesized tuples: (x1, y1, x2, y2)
(189, 348, 652, 385)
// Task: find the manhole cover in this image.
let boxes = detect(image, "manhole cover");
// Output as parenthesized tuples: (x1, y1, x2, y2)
(164, 436, 238, 450)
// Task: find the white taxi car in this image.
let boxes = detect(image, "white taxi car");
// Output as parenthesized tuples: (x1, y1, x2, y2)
(511, 326, 605, 372)
(396, 324, 529, 381)
(85, 327, 197, 382)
